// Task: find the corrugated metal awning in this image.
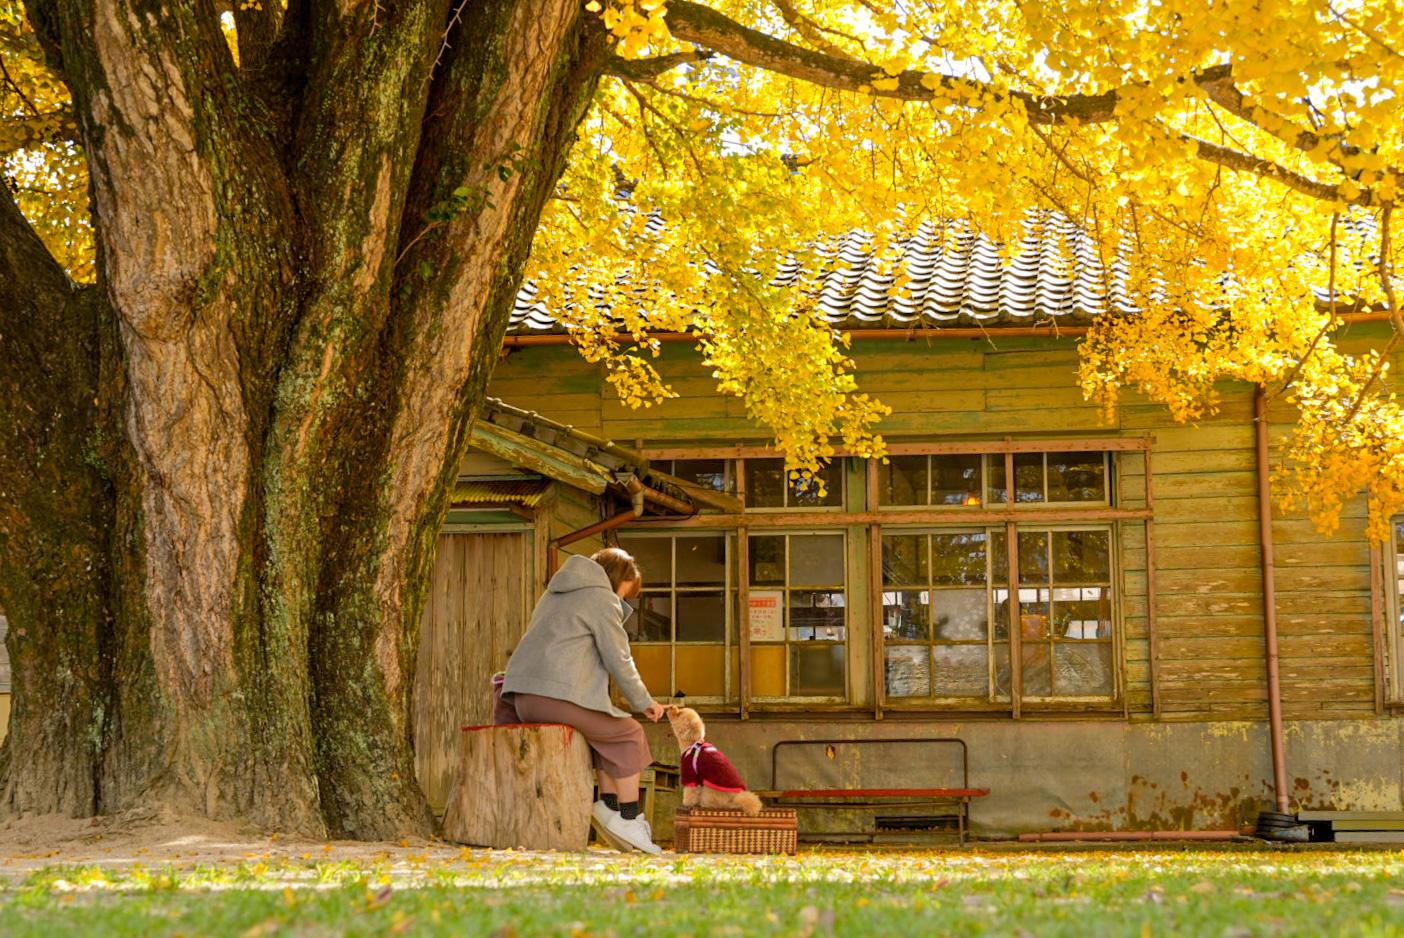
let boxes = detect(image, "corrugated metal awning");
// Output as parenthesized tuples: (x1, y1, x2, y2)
(450, 479, 550, 508)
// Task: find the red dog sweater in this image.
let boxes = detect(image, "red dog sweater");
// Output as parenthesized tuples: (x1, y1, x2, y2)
(681, 740, 747, 793)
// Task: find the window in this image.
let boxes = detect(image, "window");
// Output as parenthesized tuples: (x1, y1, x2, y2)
(1007, 528, 1115, 699)
(1388, 517, 1404, 701)
(879, 452, 1110, 508)
(748, 532, 847, 697)
(652, 458, 732, 493)
(0, 610, 8, 694)
(880, 455, 983, 506)
(618, 532, 737, 701)
(883, 530, 1003, 699)
(883, 526, 1115, 704)
(745, 458, 843, 509)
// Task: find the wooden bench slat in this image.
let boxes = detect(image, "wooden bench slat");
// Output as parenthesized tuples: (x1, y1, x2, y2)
(755, 788, 990, 799)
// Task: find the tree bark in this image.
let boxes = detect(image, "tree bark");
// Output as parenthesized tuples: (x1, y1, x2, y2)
(1, 0, 607, 838)
(442, 725, 593, 851)
(0, 184, 109, 817)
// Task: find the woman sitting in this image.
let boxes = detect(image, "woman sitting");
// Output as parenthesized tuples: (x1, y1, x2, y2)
(501, 547, 665, 853)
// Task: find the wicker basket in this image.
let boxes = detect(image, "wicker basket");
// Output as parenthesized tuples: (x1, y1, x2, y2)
(673, 807, 798, 855)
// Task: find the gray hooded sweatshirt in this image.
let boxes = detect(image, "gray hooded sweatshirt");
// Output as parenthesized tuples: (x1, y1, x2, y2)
(501, 554, 653, 718)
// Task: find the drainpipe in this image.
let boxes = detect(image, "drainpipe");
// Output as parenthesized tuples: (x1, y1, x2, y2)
(547, 478, 646, 575)
(1254, 385, 1290, 815)
(1018, 830, 1241, 842)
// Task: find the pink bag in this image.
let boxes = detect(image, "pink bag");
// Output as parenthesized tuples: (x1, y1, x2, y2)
(491, 672, 521, 725)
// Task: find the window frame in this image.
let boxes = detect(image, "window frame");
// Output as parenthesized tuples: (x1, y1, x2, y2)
(634, 438, 1149, 717)
(739, 456, 846, 513)
(1384, 517, 1404, 704)
(877, 451, 1112, 512)
(618, 530, 739, 705)
(879, 522, 1122, 710)
(746, 528, 851, 703)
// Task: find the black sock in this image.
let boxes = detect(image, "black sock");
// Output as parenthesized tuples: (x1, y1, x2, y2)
(619, 800, 641, 820)
(602, 793, 619, 812)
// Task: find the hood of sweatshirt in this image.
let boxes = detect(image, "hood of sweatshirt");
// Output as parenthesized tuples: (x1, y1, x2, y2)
(546, 554, 613, 594)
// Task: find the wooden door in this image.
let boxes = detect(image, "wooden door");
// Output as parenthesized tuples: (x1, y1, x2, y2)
(414, 531, 534, 814)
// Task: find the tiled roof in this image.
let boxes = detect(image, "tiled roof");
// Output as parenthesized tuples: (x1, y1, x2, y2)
(509, 211, 1137, 334)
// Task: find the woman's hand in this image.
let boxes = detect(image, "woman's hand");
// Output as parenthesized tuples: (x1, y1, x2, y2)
(642, 702, 666, 722)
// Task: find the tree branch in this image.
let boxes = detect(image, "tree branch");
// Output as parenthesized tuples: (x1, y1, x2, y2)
(1181, 132, 1370, 205)
(607, 48, 711, 80)
(665, 0, 1167, 125)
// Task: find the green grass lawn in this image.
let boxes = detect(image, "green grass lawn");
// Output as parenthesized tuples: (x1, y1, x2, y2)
(3, 845, 1403, 937)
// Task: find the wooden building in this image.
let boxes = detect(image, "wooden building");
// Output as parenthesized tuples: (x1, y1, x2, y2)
(418, 220, 1404, 838)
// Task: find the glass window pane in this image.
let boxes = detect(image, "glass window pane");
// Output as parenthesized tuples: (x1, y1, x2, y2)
(632, 645, 671, 696)
(789, 590, 845, 640)
(986, 454, 1008, 504)
(992, 588, 1011, 640)
(676, 591, 726, 642)
(933, 588, 988, 641)
(1018, 530, 1050, 583)
(745, 459, 786, 508)
(790, 534, 845, 586)
(619, 535, 671, 585)
(934, 645, 988, 697)
(1053, 643, 1114, 696)
(1052, 530, 1111, 583)
(748, 535, 786, 586)
(932, 455, 982, 506)
(626, 593, 672, 642)
(791, 461, 843, 508)
(930, 531, 987, 585)
(882, 589, 930, 641)
(675, 645, 726, 698)
(676, 535, 727, 586)
(1022, 642, 1053, 696)
(672, 459, 728, 493)
(1014, 453, 1045, 503)
(791, 644, 846, 696)
(1054, 594, 1112, 639)
(990, 528, 1008, 585)
(885, 646, 931, 697)
(1019, 590, 1051, 640)
(750, 644, 786, 697)
(993, 642, 1011, 700)
(882, 534, 927, 586)
(880, 455, 927, 506)
(1048, 452, 1107, 502)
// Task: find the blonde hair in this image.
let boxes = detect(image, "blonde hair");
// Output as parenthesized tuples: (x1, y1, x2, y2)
(592, 547, 641, 593)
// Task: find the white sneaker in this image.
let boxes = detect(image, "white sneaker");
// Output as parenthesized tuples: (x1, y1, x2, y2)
(591, 800, 633, 852)
(601, 812, 662, 855)
(592, 799, 619, 826)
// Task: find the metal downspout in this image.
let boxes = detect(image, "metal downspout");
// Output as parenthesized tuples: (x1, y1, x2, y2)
(547, 479, 646, 575)
(1254, 385, 1291, 815)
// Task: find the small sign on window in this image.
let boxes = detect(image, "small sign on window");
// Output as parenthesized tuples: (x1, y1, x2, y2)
(747, 590, 785, 642)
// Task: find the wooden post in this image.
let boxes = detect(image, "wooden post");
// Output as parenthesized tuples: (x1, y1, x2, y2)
(868, 455, 884, 719)
(738, 524, 751, 720)
(1144, 443, 1162, 717)
(443, 724, 593, 851)
(1371, 541, 1387, 714)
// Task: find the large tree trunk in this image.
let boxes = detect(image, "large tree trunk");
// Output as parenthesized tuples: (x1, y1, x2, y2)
(0, 184, 110, 817)
(0, 0, 606, 838)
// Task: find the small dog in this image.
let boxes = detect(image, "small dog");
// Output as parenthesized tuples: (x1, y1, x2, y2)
(666, 705, 763, 816)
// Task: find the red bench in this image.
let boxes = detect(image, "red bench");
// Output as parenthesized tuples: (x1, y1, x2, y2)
(755, 738, 989, 843)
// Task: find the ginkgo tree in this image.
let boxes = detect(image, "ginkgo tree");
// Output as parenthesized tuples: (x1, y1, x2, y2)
(0, 0, 1400, 836)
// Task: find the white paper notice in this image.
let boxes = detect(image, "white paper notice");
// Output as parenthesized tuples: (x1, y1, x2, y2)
(747, 590, 785, 642)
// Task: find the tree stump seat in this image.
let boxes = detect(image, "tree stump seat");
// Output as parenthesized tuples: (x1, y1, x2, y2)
(441, 722, 593, 851)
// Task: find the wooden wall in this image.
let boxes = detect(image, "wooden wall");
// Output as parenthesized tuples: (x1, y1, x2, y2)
(414, 532, 535, 814)
(483, 325, 1401, 724)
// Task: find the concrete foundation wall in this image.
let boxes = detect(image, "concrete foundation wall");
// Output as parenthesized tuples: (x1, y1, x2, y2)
(644, 717, 1404, 838)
